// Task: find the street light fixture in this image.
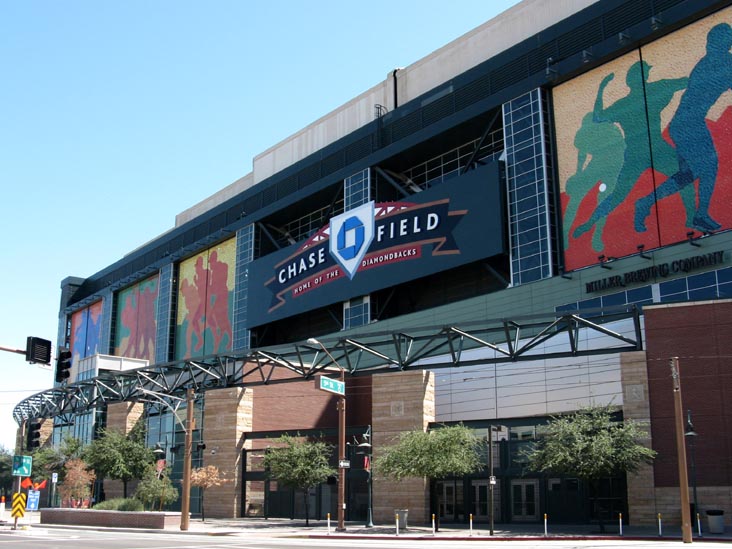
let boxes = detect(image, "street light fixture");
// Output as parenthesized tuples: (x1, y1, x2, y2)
(307, 337, 347, 532)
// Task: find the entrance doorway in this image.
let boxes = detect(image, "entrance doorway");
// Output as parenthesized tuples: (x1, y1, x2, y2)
(511, 479, 539, 521)
(472, 479, 501, 522)
(436, 480, 464, 522)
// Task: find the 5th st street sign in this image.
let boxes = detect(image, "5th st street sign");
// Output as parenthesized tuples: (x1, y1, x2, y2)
(315, 375, 345, 396)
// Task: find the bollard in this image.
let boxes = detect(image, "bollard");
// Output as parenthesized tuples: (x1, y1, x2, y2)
(544, 513, 548, 537)
(658, 513, 663, 537)
(432, 514, 436, 535)
(469, 513, 473, 537)
(619, 513, 623, 536)
(696, 512, 703, 537)
(327, 512, 331, 535)
(396, 513, 400, 537)
(0, 495, 4, 522)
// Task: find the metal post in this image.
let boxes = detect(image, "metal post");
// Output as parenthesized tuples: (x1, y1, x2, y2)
(685, 409, 699, 535)
(489, 427, 495, 536)
(670, 357, 692, 544)
(180, 388, 194, 531)
(337, 367, 346, 531)
(308, 338, 347, 532)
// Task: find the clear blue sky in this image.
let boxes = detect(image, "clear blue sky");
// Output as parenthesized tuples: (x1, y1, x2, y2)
(0, 0, 520, 452)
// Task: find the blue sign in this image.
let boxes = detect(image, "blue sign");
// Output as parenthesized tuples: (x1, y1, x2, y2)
(26, 490, 40, 511)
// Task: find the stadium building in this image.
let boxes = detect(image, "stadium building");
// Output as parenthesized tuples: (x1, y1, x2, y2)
(14, 0, 732, 528)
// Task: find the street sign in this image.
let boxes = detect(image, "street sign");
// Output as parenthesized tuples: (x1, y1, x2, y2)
(316, 376, 345, 396)
(11, 493, 26, 519)
(26, 490, 40, 511)
(339, 459, 351, 469)
(52, 472, 58, 484)
(489, 475, 497, 485)
(12, 455, 32, 477)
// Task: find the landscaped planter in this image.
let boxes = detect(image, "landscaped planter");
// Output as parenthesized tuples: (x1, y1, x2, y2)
(40, 508, 184, 529)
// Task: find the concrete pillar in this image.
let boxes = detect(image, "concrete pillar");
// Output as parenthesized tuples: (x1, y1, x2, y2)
(620, 351, 657, 526)
(103, 401, 144, 499)
(201, 386, 253, 518)
(372, 369, 435, 525)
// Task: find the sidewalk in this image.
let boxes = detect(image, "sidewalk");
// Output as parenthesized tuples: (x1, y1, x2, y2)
(4, 513, 732, 542)
(179, 517, 731, 541)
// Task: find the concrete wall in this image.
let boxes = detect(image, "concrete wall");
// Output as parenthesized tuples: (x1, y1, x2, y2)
(201, 386, 253, 518)
(371, 370, 435, 524)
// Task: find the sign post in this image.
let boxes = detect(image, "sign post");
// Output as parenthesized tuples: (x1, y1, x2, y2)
(309, 339, 347, 532)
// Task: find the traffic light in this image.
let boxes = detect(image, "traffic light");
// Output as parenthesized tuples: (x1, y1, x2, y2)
(27, 420, 42, 450)
(55, 348, 72, 383)
(25, 336, 52, 365)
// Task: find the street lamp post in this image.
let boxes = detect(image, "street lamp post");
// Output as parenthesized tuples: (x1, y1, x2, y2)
(685, 410, 699, 529)
(357, 427, 374, 528)
(180, 388, 195, 531)
(670, 357, 693, 544)
(139, 388, 194, 531)
(308, 338, 346, 531)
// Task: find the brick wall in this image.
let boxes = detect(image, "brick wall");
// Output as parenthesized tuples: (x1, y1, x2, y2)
(202, 386, 253, 518)
(372, 370, 435, 524)
(40, 508, 179, 528)
(621, 351, 658, 525)
(103, 401, 144, 500)
(643, 300, 732, 526)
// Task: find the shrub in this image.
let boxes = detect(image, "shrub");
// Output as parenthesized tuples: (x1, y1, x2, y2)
(93, 497, 144, 511)
(117, 498, 144, 512)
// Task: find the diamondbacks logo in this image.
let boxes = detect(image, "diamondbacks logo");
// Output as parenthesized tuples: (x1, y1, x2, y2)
(329, 202, 375, 279)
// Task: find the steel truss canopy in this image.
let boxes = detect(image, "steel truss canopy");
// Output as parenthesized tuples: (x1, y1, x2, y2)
(14, 305, 642, 424)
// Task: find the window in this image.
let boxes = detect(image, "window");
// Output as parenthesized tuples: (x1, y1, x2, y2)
(343, 296, 370, 330)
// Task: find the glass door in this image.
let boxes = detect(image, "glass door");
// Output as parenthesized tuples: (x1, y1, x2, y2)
(511, 479, 539, 522)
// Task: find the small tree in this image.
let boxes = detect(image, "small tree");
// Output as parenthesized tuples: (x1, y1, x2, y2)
(134, 464, 178, 510)
(190, 465, 224, 521)
(374, 423, 483, 525)
(375, 424, 482, 480)
(32, 435, 83, 485)
(523, 404, 656, 529)
(58, 458, 96, 507)
(263, 435, 335, 526)
(83, 423, 153, 498)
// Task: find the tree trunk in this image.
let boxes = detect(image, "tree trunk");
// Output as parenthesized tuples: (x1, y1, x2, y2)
(123, 480, 128, 499)
(304, 489, 310, 527)
(201, 489, 206, 521)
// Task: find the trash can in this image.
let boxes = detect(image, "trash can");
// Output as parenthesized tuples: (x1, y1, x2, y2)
(395, 509, 408, 529)
(706, 510, 724, 534)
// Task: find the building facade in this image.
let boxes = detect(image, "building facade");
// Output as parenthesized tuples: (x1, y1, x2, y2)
(14, 0, 732, 527)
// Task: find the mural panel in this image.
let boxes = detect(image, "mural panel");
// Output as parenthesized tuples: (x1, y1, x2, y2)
(175, 238, 236, 359)
(69, 300, 103, 365)
(555, 8, 732, 271)
(114, 275, 159, 363)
